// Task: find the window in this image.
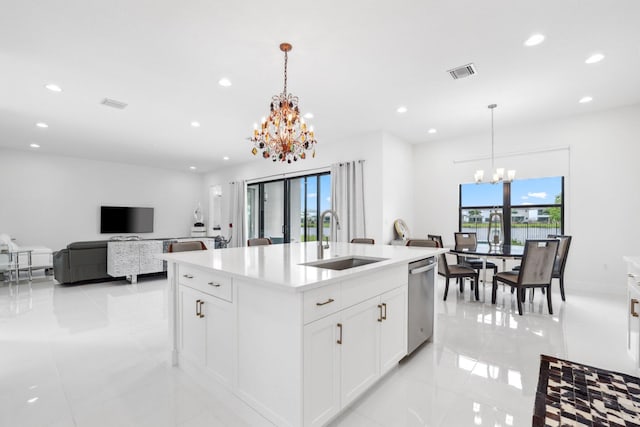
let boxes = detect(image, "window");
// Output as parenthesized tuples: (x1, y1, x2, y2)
(247, 172, 331, 244)
(460, 182, 504, 242)
(460, 177, 564, 244)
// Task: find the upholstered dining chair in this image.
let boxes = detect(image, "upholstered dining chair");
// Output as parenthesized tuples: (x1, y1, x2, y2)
(453, 232, 498, 278)
(492, 239, 559, 315)
(247, 238, 272, 247)
(547, 235, 572, 301)
(168, 241, 207, 252)
(405, 239, 438, 248)
(422, 235, 479, 301)
(350, 238, 375, 244)
(512, 234, 572, 301)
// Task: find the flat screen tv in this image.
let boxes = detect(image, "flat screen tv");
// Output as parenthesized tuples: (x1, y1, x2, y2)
(100, 206, 154, 234)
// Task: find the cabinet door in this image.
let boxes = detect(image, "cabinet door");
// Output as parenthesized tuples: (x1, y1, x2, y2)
(203, 294, 235, 387)
(139, 241, 163, 274)
(304, 312, 341, 427)
(629, 284, 640, 367)
(380, 286, 408, 374)
(179, 286, 205, 366)
(340, 296, 380, 407)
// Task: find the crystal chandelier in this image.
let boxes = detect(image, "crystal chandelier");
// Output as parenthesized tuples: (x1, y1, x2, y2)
(474, 104, 515, 184)
(250, 43, 317, 163)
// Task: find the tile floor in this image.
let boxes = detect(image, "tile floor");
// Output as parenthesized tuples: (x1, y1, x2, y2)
(1, 273, 634, 427)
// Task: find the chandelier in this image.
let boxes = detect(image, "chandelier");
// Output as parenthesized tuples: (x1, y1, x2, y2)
(474, 104, 515, 184)
(250, 43, 317, 163)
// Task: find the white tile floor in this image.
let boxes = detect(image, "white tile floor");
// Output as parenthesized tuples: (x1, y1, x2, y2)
(1, 274, 634, 427)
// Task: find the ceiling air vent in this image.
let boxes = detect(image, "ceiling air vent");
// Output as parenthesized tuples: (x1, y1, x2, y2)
(100, 98, 128, 109)
(447, 63, 477, 80)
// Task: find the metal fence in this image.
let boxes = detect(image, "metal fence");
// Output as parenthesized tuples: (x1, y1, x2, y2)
(461, 222, 562, 245)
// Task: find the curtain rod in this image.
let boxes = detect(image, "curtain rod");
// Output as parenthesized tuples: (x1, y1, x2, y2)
(245, 166, 330, 184)
(243, 160, 366, 185)
(452, 146, 570, 164)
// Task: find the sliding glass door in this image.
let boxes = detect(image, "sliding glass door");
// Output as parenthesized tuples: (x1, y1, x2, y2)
(263, 181, 285, 243)
(247, 173, 330, 244)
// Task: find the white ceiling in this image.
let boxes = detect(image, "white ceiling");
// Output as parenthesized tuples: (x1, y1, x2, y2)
(1, 0, 639, 172)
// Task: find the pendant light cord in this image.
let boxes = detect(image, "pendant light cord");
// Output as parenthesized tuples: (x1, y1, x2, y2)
(491, 106, 494, 171)
(488, 104, 497, 172)
(283, 50, 288, 95)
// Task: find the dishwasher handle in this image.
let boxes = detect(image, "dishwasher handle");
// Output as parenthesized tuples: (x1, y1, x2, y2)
(410, 263, 436, 275)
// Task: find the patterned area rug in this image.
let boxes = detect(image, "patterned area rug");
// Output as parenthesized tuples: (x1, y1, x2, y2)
(534, 354, 640, 426)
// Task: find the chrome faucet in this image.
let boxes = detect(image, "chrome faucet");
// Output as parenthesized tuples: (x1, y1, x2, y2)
(318, 209, 341, 259)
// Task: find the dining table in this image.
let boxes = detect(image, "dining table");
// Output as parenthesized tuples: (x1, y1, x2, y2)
(448, 243, 524, 288)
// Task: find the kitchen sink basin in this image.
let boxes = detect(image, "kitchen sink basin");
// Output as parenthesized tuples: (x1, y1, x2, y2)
(301, 256, 388, 271)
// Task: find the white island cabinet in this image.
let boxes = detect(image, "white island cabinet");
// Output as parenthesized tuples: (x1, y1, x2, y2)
(160, 242, 446, 427)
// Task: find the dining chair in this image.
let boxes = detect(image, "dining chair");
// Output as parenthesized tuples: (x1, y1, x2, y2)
(453, 232, 498, 277)
(247, 238, 272, 247)
(350, 238, 375, 244)
(168, 241, 207, 252)
(425, 235, 479, 301)
(491, 239, 559, 315)
(512, 234, 572, 301)
(546, 235, 572, 301)
(406, 239, 438, 248)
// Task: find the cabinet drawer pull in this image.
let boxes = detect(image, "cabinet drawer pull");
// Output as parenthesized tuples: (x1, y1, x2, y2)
(183, 274, 194, 279)
(632, 299, 639, 318)
(198, 300, 205, 318)
(382, 303, 387, 320)
(337, 323, 342, 344)
(316, 298, 335, 306)
(208, 281, 222, 287)
(195, 299, 201, 317)
(377, 304, 383, 322)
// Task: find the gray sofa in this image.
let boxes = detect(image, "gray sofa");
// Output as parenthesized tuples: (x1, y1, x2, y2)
(53, 241, 113, 284)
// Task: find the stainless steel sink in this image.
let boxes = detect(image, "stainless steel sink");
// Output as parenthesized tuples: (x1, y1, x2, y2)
(301, 256, 387, 271)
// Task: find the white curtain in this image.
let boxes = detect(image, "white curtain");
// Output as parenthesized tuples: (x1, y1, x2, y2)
(229, 181, 246, 247)
(330, 161, 366, 242)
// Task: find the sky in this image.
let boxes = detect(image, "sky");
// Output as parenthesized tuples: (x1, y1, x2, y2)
(461, 176, 562, 207)
(302, 174, 332, 213)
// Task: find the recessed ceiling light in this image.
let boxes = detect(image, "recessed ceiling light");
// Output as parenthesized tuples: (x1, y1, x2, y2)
(189, 166, 197, 170)
(396, 106, 408, 114)
(428, 128, 437, 134)
(524, 34, 545, 47)
(579, 96, 593, 104)
(36, 122, 48, 128)
(303, 112, 314, 119)
(191, 121, 200, 128)
(585, 53, 605, 64)
(45, 84, 62, 92)
(218, 78, 232, 87)
(29, 143, 40, 148)
(223, 156, 230, 161)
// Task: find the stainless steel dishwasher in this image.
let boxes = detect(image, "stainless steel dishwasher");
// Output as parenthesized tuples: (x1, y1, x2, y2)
(407, 257, 436, 355)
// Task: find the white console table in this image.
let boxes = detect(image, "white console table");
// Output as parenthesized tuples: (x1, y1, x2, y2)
(107, 241, 163, 283)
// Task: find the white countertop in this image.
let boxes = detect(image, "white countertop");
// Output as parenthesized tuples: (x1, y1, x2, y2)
(159, 241, 447, 292)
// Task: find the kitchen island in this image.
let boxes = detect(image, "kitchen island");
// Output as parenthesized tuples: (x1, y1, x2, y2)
(160, 241, 447, 427)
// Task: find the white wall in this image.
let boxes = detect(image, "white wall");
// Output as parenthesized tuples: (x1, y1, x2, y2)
(412, 104, 640, 295)
(381, 132, 415, 244)
(1, 149, 204, 251)
(203, 132, 385, 243)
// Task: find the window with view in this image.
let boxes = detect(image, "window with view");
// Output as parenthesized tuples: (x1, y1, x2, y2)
(246, 172, 331, 244)
(459, 176, 564, 245)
